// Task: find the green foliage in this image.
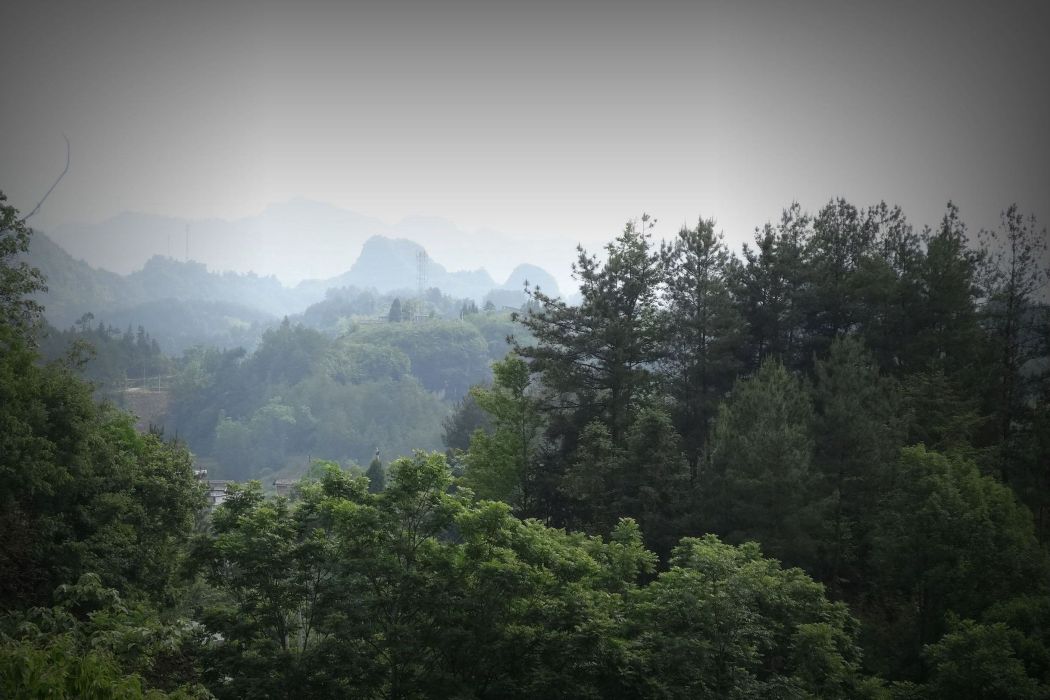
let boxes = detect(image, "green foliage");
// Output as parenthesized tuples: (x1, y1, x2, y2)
(868, 446, 1050, 679)
(800, 199, 895, 363)
(37, 319, 172, 398)
(190, 480, 342, 697)
(351, 319, 490, 398)
(0, 191, 46, 335)
(517, 217, 663, 442)
(387, 296, 402, 322)
(462, 309, 530, 361)
(626, 535, 873, 699)
(705, 358, 820, 568)
(463, 355, 544, 511)
(187, 452, 872, 698)
(734, 204, 810, 369)
(977, 205, 1049, 482)
(6, 187, 1050, 696)
(564, 408, 690, 557)
(366, 454, 386, 492)
(0, 323, 205, 609)
(441, 390, 492, 452)
(810, 337, 904, 587)
(922, 619, 1048, 699)
(322, 337, 410, 384)
(167, 320, 450, 481)
(660, 217, 746, 473)
(1, 574, 210, 698)
(1, 636, 175, 699)
(911, 203, 984, 378)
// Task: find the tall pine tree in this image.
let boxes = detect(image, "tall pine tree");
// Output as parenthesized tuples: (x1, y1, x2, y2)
(660, 217, 745, 478)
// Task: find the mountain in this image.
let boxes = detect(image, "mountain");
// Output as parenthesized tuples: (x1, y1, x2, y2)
(46, 198, 577, 292)
(123, 256, 319, 316)
(25, 231, 129, 327)
(25, 232, 323, 328)
(25, 230, 563, 350)
(329, 236, 497, 299)
(484, 263, 563, 310)
(44, 201, 384, 285)
(25, 233, 288, 352)
(101, 299, 274, 354)
(500, 264, 560, 295)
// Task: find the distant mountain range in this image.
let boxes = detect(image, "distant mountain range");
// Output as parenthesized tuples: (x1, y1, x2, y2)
(325, 236, 561, 304)
(25, 227, 562, 350)
(44, 198, 576, 290)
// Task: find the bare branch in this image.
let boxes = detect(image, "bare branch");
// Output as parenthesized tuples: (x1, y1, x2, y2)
(22, 134, 70, 223)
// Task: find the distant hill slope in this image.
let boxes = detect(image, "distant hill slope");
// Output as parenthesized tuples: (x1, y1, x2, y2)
(102, 299, 274, 354)
(25, 230, 562, 350)
(45, 198, 576, 291)
(485, 263, 563, 309)
(25, 232, 129, 327)
(45, 201, 384, 284)
(500, 263, 560, 296)
(25, 233, 293, 350)
(328, 236, 497, 299)
(26, 232, 320, 325)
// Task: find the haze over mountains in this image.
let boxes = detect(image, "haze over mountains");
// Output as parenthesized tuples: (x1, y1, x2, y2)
(26, 217, 563, 351)
(46, 198, 577, 292)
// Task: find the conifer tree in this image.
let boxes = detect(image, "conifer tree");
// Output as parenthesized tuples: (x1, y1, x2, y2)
(387, 297, 403, 323)
(516, 217, 663, 443)
(660, 217, 745, 478)
(734, 204, 810, 370)
(800, 199, 880, 360)
(810, 336, 904, 588)
(705, 359, 819, 569)
(977, 205, 1049, 483)
(366, 451, 386, 492)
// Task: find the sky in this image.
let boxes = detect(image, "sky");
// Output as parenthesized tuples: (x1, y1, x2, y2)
(1, 0, 1048, 287)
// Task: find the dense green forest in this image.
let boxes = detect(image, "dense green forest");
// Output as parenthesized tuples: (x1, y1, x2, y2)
(33, 285, 526, 481)
(3, 189, 1050, 698)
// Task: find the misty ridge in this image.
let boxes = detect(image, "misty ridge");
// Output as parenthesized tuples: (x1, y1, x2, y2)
(26, 205, 563, 351)
(45, 196, 572, 285)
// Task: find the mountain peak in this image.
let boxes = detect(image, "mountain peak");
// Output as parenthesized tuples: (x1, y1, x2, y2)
(503, 263, 561, 297)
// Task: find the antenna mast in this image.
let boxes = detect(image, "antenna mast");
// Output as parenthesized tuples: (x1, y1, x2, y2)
(416, 250, 429, 321)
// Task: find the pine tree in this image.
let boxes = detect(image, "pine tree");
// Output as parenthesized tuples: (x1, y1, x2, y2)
(913, 202, 984, 377)
(810, 337, 904, 589)
(660, 217, 746, 478)
(800, 199, 880, 360)
(366, 451, 386, 492)
(978, 205, 1049, 483)
(516, 217, 663, 443)
(387, 297, 403, 323)
(734, 204, 810, 370)
(514, 217, 664, 528)
(705, 359, 819, 569)
(865, 202, 926, 372)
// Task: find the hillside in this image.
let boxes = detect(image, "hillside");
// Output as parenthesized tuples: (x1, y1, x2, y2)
(26, 230, 561, 350)
(45, 199, 576, 290)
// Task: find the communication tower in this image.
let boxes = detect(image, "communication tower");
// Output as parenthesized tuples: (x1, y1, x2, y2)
(416, 250, 429, 321)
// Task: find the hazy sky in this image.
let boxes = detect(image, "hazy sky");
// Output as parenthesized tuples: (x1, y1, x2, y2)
(2, 0, 1048, 277)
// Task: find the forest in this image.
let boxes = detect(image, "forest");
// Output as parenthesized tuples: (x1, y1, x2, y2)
(2, 188, 1050, 698)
